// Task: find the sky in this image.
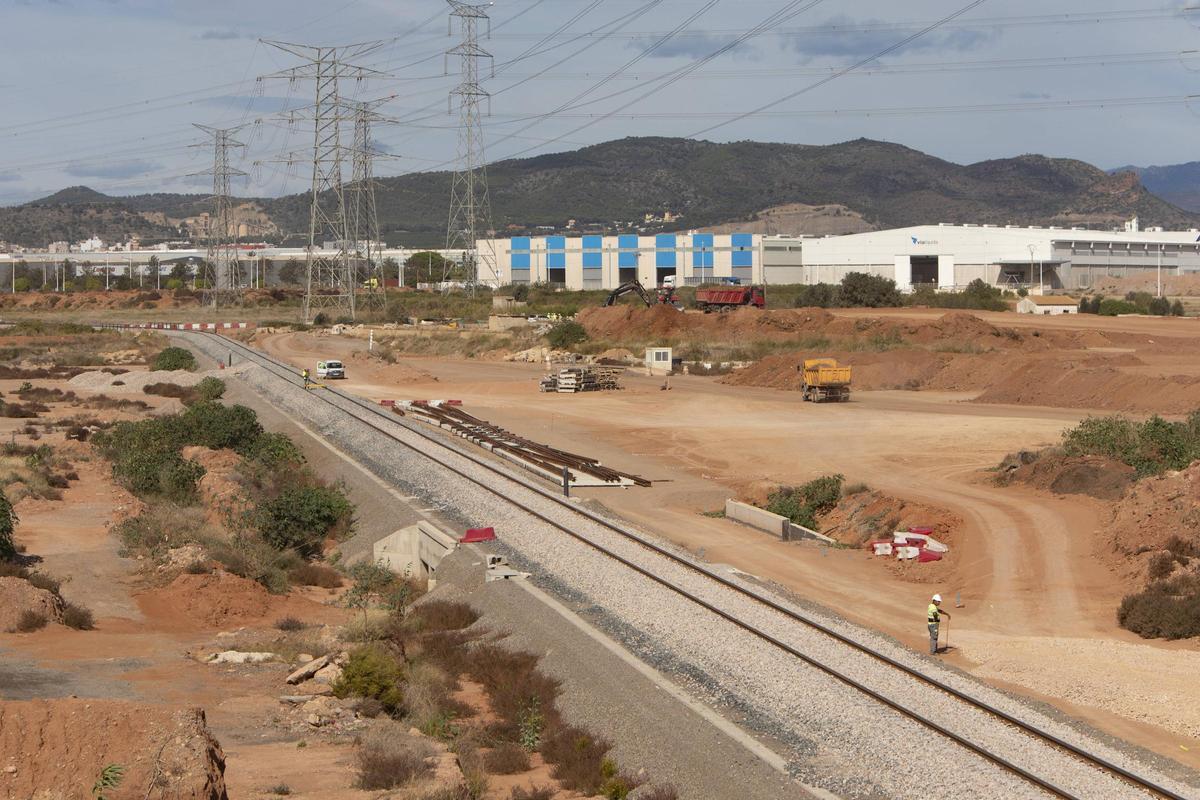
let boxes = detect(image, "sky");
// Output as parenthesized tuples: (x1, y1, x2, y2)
(0, 0, 1197, 204)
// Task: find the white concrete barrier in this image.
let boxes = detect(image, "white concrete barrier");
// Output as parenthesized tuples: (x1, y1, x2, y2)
(724, 499, 836, 544)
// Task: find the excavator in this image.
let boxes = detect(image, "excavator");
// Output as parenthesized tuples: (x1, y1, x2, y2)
(603, 280, 679, 308)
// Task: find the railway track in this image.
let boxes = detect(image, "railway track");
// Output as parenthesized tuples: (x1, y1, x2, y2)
(188, 330, 1187, 800)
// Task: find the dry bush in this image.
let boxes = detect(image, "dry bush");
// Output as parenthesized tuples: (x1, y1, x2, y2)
(636, 785, 679, 800)
(143, 382, 198, 403)
(13, 610, 48, 633)
(355, 720, 435, 790)
(509, 788, 554, 800)
(402, 660, 472, 738)
(410, 600, 479, 632)
(540, 724, 612, 794)
(1148, 552, 1176, 581)
(484, 742, 532, 775)
(62, 602, 94, 630)
(289, 562, 344, 588)
(24, 571, 60, 594)
(274, 616, 306, 632)
(468, 645, 561, 741)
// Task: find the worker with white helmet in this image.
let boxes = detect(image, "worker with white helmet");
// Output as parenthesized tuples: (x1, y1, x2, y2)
(927, 593, 951, 655)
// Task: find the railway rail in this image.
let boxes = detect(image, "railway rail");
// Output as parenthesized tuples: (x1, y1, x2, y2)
(181, 329, 1188, 800)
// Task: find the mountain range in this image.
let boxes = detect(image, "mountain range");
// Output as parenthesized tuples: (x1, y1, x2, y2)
(2, 137, 1196, 249)
(1110, 162, 1200, 213)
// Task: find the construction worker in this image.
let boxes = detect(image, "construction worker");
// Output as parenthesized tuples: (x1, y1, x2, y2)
(927, 593, 950, 655)
(301, 367, 311, 390)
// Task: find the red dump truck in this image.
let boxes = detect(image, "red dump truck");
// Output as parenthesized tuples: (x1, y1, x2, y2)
(694, 285, 765, 312)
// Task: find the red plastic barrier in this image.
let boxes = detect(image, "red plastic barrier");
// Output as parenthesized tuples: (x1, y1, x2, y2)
(461, 527, 497, 543)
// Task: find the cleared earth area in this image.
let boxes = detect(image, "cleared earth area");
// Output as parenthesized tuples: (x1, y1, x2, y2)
(255, 304, 1200, 771)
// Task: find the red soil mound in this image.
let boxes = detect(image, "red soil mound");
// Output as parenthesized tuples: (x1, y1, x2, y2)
(0, 699, 227, 799)
(1105, 462, 1200, 583)
(139, 572, 274, 628)
(0, 576, 63, 632)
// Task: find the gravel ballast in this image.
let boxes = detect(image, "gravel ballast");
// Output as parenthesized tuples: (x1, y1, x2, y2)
(182, 332, 1198, 800)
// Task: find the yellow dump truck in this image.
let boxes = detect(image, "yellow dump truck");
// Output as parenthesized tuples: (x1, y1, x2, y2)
(799, 358, 851, 402)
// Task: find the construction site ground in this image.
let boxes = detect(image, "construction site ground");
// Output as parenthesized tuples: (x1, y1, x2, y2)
(0, 355, 800, 799)
(258, 321, 1200, 771)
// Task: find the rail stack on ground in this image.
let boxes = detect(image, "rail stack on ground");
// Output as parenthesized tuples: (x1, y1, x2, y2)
(540, 365, 623, 393)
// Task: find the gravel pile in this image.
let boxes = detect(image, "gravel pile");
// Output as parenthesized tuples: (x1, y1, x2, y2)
(67, 368, 213, 393)
(183, 332, 1197, 800)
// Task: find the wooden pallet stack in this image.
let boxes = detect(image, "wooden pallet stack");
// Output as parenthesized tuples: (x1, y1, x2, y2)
(539, 366, 622, 393)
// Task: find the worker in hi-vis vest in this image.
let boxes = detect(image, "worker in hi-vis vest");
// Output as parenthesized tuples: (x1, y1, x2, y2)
(927, 594, 950, 655)
(301, 367, 311, 389)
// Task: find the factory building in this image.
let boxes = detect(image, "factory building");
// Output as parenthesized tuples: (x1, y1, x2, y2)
(477, 233, 771, 290)
(482, 222, 1200, 293)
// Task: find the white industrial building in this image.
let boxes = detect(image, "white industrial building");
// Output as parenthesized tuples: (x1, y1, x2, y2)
(481, 222, 1200, 293)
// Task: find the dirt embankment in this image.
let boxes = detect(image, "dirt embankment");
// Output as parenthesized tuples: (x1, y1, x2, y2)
(1104, 463, 1200, 583)
(998, 450, 1135, 501)
(0, 700, 227, 799)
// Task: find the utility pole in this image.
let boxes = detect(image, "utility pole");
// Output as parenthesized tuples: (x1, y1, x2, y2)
(260, 39, 389, 322)
(191, 124, 249, 306)
(445, 1, 497, 289)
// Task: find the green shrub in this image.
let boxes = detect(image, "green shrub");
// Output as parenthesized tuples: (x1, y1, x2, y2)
(1172, 299, 1186, 317)
(1098, 299, 1141, 316)
(1062, 412, 1200, 477)
(246, 431, 305, 468)
(546, 320, 587, 350)
(179, 402, 263, 452)
(0, 491, 16, 560)
(333, 644, 405, 711)
(256, 484, 352, 558)
(839, 272, 901, 308)
(152, 347, 197, 371)
(791, 283, 839, 308)
(1148, 296, 1172, 316)
(765, 474, 844, 530)
(195, 377, 226, 401)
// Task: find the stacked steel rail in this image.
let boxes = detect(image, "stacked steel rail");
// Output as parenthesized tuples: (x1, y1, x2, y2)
(539, 365, 623, 393)
(396, 401, 649, 487)
(189, 330, 1190, 800)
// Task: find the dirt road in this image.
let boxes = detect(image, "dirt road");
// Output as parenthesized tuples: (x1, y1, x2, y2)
(263, 330, 1200, 766)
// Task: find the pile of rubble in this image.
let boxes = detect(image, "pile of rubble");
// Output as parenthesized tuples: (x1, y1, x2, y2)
(868, 527, 949, 563)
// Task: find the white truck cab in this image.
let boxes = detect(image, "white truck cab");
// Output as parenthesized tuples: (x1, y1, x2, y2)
(316, 360, 345, 379)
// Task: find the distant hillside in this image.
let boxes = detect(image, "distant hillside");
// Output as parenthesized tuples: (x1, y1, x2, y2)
(1111, 162, 1200, 213)
(3, 137, 1197, 248)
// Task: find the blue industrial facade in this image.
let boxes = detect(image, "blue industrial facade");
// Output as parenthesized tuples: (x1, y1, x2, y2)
(492, 231, 762, 289)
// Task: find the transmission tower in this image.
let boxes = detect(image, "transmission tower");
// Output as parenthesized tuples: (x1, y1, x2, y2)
(190, 124, 248, 305)
(349, 99, 393, 306)
(259, 40, 388, 321)
(445, 1, 497, 287)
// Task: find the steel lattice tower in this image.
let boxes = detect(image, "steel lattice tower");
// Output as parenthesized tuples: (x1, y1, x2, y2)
(260, 40, 387, 321)
(349, 100, 391, 305)
(445, 1, 497, 286)
(191, 124, 248, 305)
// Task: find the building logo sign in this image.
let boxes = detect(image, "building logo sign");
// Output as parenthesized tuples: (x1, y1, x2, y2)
(911, 236, 938, 246)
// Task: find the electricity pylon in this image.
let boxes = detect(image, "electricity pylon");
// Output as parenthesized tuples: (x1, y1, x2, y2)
(349, 99, 395, 306)
(259, 39, 388, 321)
(445, 1, 498, 287)
(190, 124, 248, 305)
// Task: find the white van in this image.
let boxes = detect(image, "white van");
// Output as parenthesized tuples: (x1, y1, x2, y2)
(316, 360, 345, 379)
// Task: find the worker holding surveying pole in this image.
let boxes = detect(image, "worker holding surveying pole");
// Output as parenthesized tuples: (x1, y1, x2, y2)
(927, 593, 950, 655)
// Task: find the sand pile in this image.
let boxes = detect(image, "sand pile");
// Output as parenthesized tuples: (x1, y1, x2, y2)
(973, 359, 1200, 413)
(574, 305, 839, 340)
(0, 577, 63, 632)
(0, 289, 201, 311)
(69, 368, 212, 393)
(0, 699, 227, 799)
